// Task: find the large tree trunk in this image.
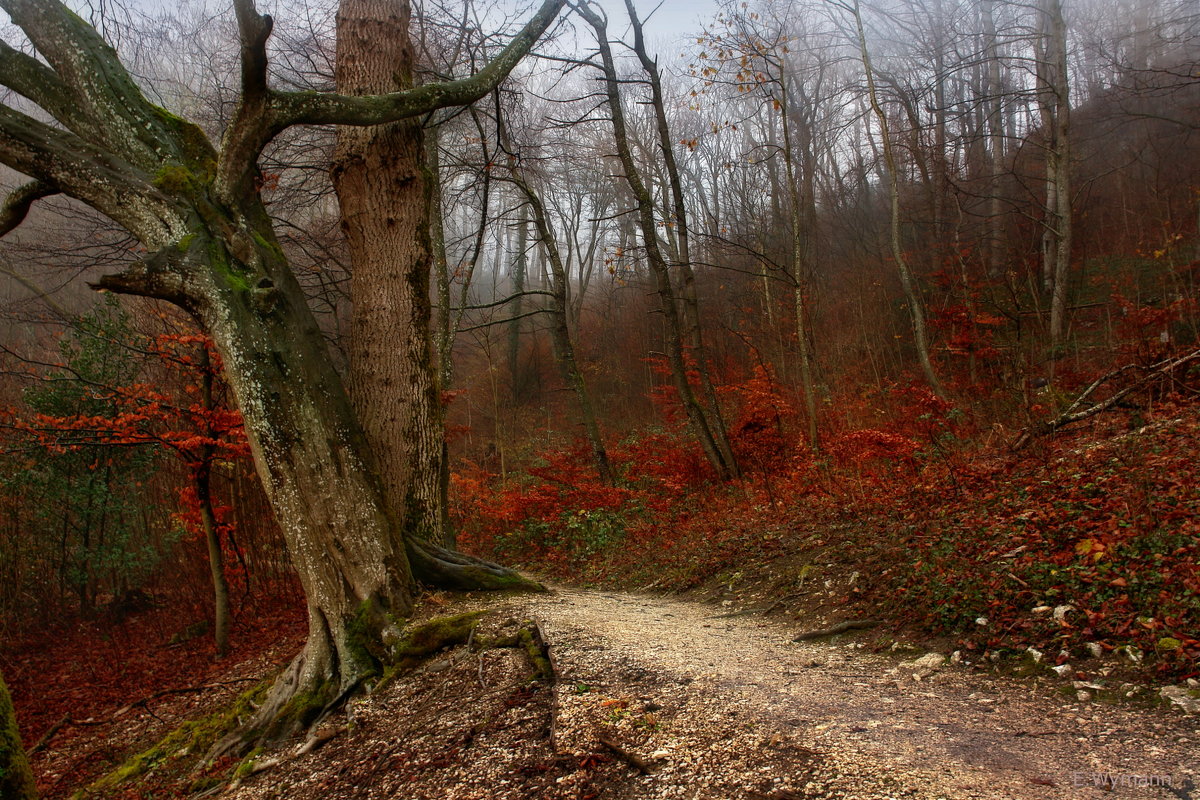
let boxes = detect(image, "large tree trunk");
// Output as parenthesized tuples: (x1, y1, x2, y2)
(332, 0, 447, 547)
(0, 0, 560, 753)
(0, 668, 37, 800)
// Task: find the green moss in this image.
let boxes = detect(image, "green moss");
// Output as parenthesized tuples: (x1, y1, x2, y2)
(258, 678, 339, 746)
(206, 240, 253, 293)
(152, 164, 200, 195)
(372, 611, 488, 693)
(151, 106, 217, 170)
(80, 679, 270, 797)
(0, 670, 38, 800)
(250, 231, 285, 262)
(232, 746, 263, 781)
(517, 624, 554, 682)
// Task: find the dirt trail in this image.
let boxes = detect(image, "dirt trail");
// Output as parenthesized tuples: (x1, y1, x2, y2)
(525, 587, 1197, 800)
(218, 586, 1197, 800)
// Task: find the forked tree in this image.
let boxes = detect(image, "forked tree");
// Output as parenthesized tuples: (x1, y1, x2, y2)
(0, 0, 563, 745)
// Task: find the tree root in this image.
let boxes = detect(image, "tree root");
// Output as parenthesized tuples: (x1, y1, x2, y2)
(473, 620, 555, 683)
(406, 535, 546, 592)
(793, 620, 879, 641)
(597, 732, 655, 774)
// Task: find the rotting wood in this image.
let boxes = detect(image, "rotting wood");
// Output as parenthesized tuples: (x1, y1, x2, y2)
(792, 620, 879, 641)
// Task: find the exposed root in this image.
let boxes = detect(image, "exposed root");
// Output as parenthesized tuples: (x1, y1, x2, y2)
(597, 732, 655, 774)
(407, 536, 546, 592)
(792, 619, 879, 641)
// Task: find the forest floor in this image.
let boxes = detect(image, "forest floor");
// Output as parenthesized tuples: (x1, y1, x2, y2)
(45, 584, 1199, 800)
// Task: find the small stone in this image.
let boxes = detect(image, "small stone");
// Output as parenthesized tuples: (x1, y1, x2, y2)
(1051, 663, 1073, 677)
(1053, 605, 1074, 622)
(1025, 647, 1044, 663)
(1032, 605, 1052, 614)
(975, 616, 988, 626)
(1077, 690, 1092, 702)
(1085, 642, 1103, 658)
(1161, 686, 1200, 714)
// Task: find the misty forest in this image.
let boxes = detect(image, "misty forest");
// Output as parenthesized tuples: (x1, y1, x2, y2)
(0, 0, 1198, 797)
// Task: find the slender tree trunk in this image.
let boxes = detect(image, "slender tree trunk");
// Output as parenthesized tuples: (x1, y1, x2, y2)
(426, 126, 454, 547)
(623, 0, 739, 475)
(508, 169, 614, 483)
(332, 0, 446, 546)
(981, 0, 1006, 278)
(778, 65, 821, 449)
(0, 668, 37, 800)
(197, 347, 231, 657)
(509, 200, 529, 402)
(578, 3, 736, 480)
(1037, 0, 1072, 352)
(851, 0, 945, 396)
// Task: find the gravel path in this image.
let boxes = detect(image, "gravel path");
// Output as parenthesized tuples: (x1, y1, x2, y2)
(528, 587, 1198, 800)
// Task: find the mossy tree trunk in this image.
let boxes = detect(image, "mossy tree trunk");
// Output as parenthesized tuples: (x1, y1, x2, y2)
(0, 668, 37, 800)
(0, 0, 560, 745)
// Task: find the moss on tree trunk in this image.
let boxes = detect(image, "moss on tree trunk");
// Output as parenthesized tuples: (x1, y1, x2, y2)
(0, 669, 38, 800)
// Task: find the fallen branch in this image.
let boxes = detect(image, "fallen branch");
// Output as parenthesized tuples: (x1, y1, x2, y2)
(29, 714, 71, 755)
(793, 619, 879, 642)
(597, 732, 654, 774)
(1013, 348, 1200, 450)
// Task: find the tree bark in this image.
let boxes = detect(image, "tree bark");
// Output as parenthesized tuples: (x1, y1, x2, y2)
(332, 0, 447, 547)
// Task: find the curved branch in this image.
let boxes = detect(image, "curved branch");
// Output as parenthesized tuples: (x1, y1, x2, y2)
(0, 179, 56, 238)
(0, 40, 104, 145)
(0, 0, 184, 170)
(216, 0, 562, 204)
(272, 0, 565, 128)
(0, 104, 178, 245)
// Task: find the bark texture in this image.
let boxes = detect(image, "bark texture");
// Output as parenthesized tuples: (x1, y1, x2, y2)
(333, 0, 447, 546)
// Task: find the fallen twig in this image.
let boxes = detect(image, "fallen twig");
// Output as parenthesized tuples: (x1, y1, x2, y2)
(29, 714, 70, 755)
